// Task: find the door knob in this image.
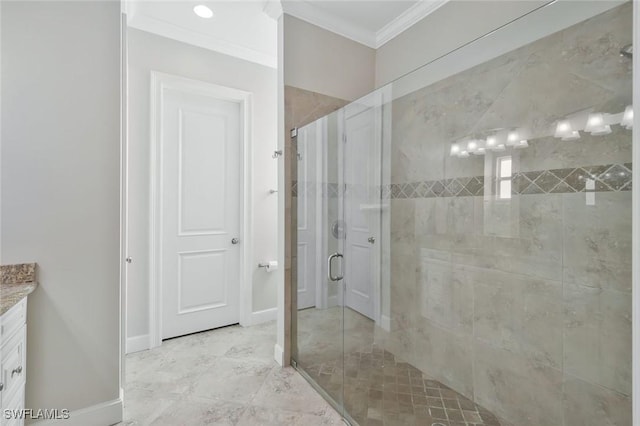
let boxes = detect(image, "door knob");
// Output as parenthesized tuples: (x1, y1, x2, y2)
(368, 237, 376, 244)
(231, 238, 239, 245)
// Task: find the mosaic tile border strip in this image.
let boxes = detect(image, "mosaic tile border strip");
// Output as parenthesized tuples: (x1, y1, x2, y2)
(390, 163, 632, 199)
(292, 164, 632, 199)
(292, 181, 339, 198)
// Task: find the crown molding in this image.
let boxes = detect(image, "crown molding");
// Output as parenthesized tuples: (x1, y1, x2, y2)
(282, 1, 377, 48)
(127, 14, 277, 68)
(282, 0, 449, 49)
(376, 0, 449, 47)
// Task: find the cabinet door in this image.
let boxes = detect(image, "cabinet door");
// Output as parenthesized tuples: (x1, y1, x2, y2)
(2, 383, 24, 426)
(1, 326, 26, 414)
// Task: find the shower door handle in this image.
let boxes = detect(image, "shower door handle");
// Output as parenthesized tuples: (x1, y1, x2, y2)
(327, 253, 343, 282)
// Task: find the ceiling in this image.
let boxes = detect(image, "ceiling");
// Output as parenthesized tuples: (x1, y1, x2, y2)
(125, 0, 449, 68)
(309, 1, 418, 33)
(126, 1, 278, 68)
(282, 0, 449, 48)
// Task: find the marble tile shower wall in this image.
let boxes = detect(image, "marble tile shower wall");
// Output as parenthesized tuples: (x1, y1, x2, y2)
(380, 4, 633, 426)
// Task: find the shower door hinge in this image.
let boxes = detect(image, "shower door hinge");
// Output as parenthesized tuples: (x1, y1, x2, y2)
(290, 128, 298, 138)
(291, 359, 297, 368)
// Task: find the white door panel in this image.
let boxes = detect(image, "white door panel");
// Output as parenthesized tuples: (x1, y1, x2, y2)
(344, 104, 380, 320)
(297, 124, 317, 309)
(162, 87, 241, 339)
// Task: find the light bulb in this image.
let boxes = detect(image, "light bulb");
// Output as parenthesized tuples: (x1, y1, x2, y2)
(194, 5, 214, 18)
(450, 143, 460, 155)
(554, 120, 572, 138)
(585, 113, 610, 135)
(622, 105, 633, 129)
(507, 131, 519, 145)
(467, 140, 478, 151)
(587, 113, 603, 127)
(486, 136, 497, 147)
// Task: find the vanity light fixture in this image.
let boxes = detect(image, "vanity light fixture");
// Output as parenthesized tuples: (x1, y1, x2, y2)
(585, 113, 604, 131)
(554, 120, 573, 138)
(485, 135, 497, 148)
(467, 140, 478, 152)
(585, 113, 612, 135)
(507, 130, 519, 146)
(555, 119, 580, 140)
(450, 143, 461, 155)
(194, 4, 214, 18)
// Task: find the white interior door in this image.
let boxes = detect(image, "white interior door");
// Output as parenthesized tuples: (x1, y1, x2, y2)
(296, 123, 318, 310)
(343, 100, 381, 321)
(161, 86, 241, 340)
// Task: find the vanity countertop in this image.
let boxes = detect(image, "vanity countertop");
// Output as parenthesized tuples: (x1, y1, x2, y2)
(1, 263, 38, 316)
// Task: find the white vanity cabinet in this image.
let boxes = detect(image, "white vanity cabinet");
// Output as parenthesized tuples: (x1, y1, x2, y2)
(0, 299, 27, 426)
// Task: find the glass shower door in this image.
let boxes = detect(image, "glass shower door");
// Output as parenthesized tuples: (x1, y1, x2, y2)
(340, 94, 388, 425)
(291, 90, 389, 426)
(292, 111, 346, 417)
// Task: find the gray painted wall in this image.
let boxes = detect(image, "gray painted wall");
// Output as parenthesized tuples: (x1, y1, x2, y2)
(283, 14, 376, 101)
(1, 0, 121, 416)
(375, 1, 547, 87)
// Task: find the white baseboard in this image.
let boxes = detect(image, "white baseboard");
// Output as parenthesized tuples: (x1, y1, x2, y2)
(274, 343, 284, 366)
(126, 334, 150, 354)
(380, 315, 391, 332)
(251, 307, 277, 325)
(34, 389, 123, 426)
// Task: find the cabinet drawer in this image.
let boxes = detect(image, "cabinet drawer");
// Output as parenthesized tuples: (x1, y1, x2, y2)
(0, 300, 26, 341)
(0, 326, 25, 406)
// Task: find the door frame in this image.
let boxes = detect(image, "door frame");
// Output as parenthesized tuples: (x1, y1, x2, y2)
(148, 71, 253, 348)
(315, 117, 328, 309)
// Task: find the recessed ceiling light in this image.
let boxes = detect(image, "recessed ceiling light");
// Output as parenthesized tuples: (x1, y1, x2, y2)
(193, 5, 214, 19)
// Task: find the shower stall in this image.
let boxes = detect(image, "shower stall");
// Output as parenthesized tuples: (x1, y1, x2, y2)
(290, 2, 633, 425)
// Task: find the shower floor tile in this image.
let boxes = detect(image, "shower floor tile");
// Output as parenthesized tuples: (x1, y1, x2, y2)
(306, 345, 501, 425)
(297, 308, 501, 426)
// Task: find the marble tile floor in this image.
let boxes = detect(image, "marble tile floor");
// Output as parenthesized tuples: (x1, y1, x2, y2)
(119, 321, 343, 426)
